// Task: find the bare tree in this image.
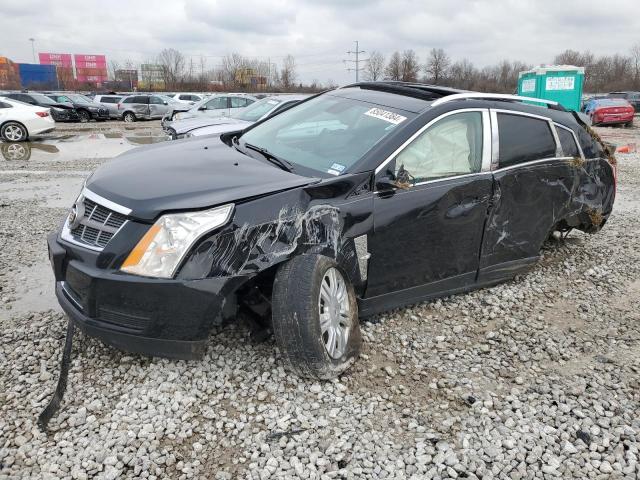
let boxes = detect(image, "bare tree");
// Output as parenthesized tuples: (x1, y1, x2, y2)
(446, 58, 476, 90)
(631, 43, 640, 88)
(108, 60, 120, 81)
(425, 48, 450, 84)
(157, 48, 185, 89)
(220, 53, 248, 89)
(365, 51, 385, 81)
(385, 51, 402, 80)
(280, 55, 297, 91)
(400, 50, 420, 82)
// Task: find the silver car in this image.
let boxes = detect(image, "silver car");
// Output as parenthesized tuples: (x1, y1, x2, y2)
(92, 94, 125, 119)
(117, 94, 183, 122)
(165, 95, 309, 139)
(166, 94, 257, 123)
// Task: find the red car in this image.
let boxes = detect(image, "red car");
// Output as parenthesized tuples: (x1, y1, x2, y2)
(584, 98, 635, 127)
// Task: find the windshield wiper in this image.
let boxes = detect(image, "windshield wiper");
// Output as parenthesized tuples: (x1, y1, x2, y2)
(243, 143, 294, 172)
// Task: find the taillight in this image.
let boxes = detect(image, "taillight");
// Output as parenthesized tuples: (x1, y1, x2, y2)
(36, 111, 49, 118)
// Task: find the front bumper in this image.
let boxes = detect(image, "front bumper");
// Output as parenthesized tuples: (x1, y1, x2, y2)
(48, 232, 246, 360)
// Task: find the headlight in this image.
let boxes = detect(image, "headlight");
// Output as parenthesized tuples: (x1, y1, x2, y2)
(174, 113, 185, 120)
(120, 204, 234, 278)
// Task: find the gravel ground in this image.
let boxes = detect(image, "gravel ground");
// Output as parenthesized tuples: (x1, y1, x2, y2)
(1, 123, 639, 479)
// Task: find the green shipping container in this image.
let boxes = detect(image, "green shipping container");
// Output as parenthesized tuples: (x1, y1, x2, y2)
(517, 65, 585, 111)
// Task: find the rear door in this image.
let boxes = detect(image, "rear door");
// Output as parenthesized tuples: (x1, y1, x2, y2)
(478, 110, 577, 281)
(366, 109, 493, 303)
(202, 96, 230, 118)
(149, 95, 168, 118)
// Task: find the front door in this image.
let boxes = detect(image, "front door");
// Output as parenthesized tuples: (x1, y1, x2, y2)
(149, 96, 168, 118)
(366, 110, 493, 305)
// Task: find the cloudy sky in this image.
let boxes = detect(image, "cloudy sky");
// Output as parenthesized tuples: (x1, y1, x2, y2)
(0, 0, 638, 85)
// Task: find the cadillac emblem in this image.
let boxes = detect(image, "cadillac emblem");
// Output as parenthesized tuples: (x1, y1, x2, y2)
(68, 196, 85, 229)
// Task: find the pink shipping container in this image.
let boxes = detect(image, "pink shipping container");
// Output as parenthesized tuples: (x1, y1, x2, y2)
(39, 53, 73, 68)
(74, 54, 107, 69)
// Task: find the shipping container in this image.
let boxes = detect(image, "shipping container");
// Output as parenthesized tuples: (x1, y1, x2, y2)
(18, 63, 58, 89)
(39, 52, 73, 68)
(518, 65, 585, 111)
(75, 67, 108, 76)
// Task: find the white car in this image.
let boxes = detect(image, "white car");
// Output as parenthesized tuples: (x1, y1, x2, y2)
(171, 94, 258, 122)
(0, 96, 55, 142)
(168, 93, 206, 105)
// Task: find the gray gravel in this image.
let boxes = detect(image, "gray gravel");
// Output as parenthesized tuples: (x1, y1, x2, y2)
(1, 123, 639, 479)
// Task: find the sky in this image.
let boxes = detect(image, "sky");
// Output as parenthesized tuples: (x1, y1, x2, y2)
(0, 0, 639, 85)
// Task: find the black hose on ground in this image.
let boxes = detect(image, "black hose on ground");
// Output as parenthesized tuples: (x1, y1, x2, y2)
(37, 319, 75, 433)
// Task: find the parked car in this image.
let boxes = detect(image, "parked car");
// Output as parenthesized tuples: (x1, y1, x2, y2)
(46, 93, 110, 122)
(92, 94, 125, 119)
(583, 98, 634, 127)
(1, 92, 79, 122)
(117, 94, 182, 122)
(606, 91, 640, 112)
(0, 96, 55, 141)
(163, 94, 257, 124)
(165, 95, 308, 139)
(47, 82, 615, 379)
(167, 93, 206, 105)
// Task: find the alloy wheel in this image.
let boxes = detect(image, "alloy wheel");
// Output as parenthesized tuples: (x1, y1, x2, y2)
(3, 124, 25, 142)
(318, 267, 351, 359)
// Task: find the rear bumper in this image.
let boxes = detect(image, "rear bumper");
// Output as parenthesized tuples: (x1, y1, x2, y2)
(48, 232, 247, 360)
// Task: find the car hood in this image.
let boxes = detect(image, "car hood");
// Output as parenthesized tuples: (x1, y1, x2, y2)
(172, 117, 250, 135)
(190, 120, 253, 137)
(86, 137, 318, 221)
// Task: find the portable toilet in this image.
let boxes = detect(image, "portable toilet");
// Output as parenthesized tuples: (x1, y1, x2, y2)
(517, 65, 585, 111)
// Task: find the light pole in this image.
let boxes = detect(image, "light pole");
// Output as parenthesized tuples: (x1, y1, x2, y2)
(29, 38, 36, 63)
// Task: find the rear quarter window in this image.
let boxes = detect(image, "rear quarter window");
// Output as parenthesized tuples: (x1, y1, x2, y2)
(556, 127, 580, 157)
(497, 113, 557, 168)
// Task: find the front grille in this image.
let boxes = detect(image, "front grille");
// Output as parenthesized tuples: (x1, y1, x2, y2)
(67, 196, 127, 249)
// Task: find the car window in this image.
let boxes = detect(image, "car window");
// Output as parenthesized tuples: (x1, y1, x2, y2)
(557, 127, 580, 158)
(134, 96, 150, 104)
(150, 96, 165, 105)
(100, 97, 120, 104)
(231, 97, 248, 108)
(205, 97, 228, 110)
(497, 114, 557, 168)
(179, 94, 190, 100)
(0, 101, 11, 109)
(393, 112, 483, 184)
(122, 97, 135, 103)
(234, 98, 280, 122)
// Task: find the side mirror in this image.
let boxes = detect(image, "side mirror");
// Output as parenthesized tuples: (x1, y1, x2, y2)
(375, 174, 397, 192)
(198, 106, 206, 111)
(163, 101, 168, 105)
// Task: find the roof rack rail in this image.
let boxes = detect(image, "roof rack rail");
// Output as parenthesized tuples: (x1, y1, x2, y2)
(431, 93, 560, 107)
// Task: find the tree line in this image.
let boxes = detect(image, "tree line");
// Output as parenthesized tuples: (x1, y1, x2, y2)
(365, 45, 640, 93)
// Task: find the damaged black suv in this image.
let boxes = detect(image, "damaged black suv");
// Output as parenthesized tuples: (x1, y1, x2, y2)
(48, 82, 616, 379)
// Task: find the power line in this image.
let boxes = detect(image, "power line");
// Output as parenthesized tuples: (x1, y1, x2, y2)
(344, 40, 365, 82)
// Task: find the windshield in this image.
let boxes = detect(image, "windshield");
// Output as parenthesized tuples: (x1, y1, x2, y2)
(240, 94, 411, 175)
(33, 94, 61, 106)
(67, 94, 93, 103)
(233, 98, 280, 122)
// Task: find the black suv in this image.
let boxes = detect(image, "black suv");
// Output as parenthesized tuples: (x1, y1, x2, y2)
(46, 93, 109, 122)
(607, 91, 640, 112)
(48, 82, 616, 379)
(2, 92, 79, 122)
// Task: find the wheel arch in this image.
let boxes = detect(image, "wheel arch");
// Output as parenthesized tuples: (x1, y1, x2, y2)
(0, 120, 29, 140)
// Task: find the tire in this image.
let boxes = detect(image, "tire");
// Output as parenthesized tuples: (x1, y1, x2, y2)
(0, 122, 28, 142)
(272, 254, 361, 379)
(167, 127, 177, 140)
(77, 110, 91, 123)
(625, 121, 634, 128)
(123, 112, 136, 123)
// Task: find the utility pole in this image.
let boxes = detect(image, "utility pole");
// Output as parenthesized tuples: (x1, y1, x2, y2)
(344, 40, 365, 82)
(29, 38, 36, 63)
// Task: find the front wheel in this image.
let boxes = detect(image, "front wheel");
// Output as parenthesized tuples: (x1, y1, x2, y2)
(1, 122, 28, 142)
(77, 110, 91, 123)
(272, 254, 361, 379)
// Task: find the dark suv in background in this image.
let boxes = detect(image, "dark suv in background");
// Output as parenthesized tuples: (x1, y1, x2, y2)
(46, 93, 110, 122)
(2, 92, 79, 122)
(607, 91, 640, 112)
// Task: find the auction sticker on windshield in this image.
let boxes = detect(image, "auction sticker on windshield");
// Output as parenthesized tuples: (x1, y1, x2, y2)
(364, 108, 407, 125)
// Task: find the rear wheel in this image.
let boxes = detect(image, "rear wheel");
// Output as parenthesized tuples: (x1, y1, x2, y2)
(77, 110, 91, 123)
(272, 254, 361, 379)
(1, 122, 28, 142)
(123, 112, 136, 123)
(167, 128, 177, 140)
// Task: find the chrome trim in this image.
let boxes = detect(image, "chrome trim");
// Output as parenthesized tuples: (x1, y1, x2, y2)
(548, 122, 563, 158)
(375, 108, 491, 175)
(353, 234, 371, 281)
(489, 110, 499, 170)
(60, 218, 129, 252)
(432, 93, 559, 107)
(373, 171, 492, 194)
(490, 108, 553, 123)
(61, 281, 83, 310)
(492, 156, 574, 173)
(554, 123, 586, 160)
(83, 188, 132, 216)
